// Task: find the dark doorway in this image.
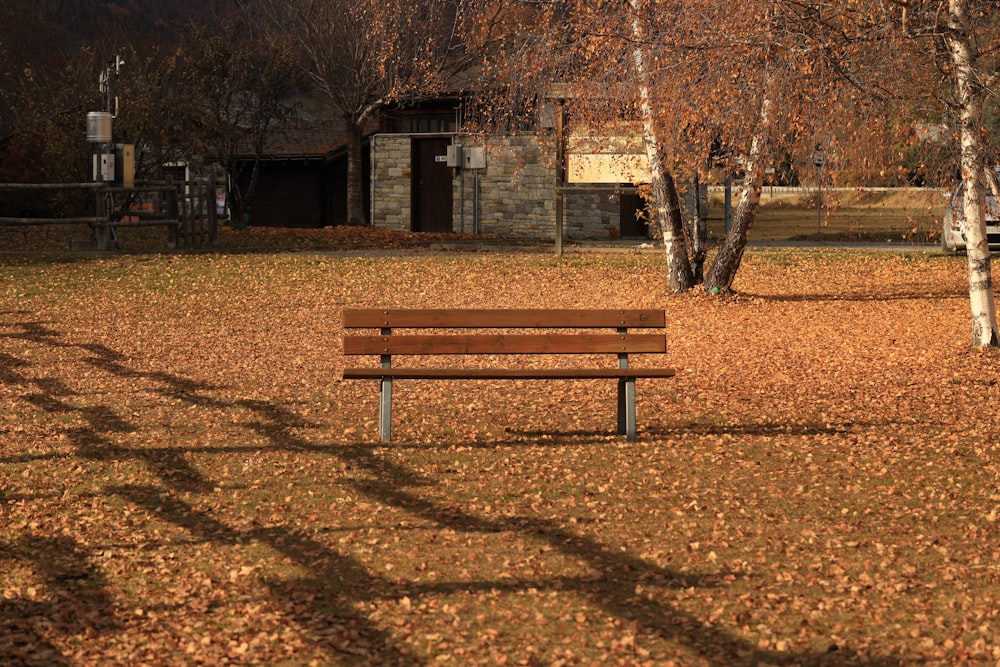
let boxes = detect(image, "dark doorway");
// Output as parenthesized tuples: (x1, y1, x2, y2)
(411, 137, 454, 232)
(619, 190, 650, 238)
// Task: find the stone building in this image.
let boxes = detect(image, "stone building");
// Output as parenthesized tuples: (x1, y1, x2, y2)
(370, 130, 651, 241)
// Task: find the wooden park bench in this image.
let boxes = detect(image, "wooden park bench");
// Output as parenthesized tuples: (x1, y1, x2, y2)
(341, 308, 675, 442)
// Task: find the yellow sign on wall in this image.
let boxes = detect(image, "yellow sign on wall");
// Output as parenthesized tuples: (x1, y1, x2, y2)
(567, 153, 649, 184)
(565, 133, 648, 184)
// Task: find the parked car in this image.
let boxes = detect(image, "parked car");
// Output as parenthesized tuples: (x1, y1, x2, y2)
(941, 181, 1000, 251)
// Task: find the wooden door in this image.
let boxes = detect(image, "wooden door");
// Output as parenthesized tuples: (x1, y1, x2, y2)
(619, 190, 649, 238)
(411, 138, 453, 233)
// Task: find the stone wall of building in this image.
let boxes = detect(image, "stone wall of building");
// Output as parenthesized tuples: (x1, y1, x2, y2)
(370, 134, 412, 232)
(565, 191, 621, 240)
(370, 132, 628, 240)
(458, 135, 554, 239)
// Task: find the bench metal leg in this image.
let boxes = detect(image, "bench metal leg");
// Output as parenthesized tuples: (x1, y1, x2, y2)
(617, 378, 627, 436)
(379, 376, 392, 442)
(618, 377, 636, 441)
(626, 377, 636, 442)
(617, 342, 636, 441)
(379, 342, 392, 442)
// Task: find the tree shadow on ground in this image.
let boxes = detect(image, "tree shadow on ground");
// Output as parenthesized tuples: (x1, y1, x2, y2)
(201, 389, 905, 664)
(110, 484, 420, 664)
(3, 319, 220, 493)
(738, 288, 964, 303)
(320, 444, 902, 666)
(1, 313, 905, 664)
(0, 536, 118, 667)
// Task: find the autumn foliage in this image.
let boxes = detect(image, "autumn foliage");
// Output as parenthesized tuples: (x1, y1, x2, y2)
(3, 247, 1000, 664)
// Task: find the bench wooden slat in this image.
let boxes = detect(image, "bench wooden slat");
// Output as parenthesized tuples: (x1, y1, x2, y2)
(342, 367, 677, 380)
(343, 333, 667, 355)
(343, 308, 666, 329)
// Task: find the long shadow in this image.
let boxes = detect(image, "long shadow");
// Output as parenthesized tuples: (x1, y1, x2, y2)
(327, 445, 902, 666)
(118, 383, 906, 663)
(3, 318, 219, 493)
(19, 387, 213, 493)
(0, 320, 68, 348)
(207, 388, 901, 664)
(112, 484, 420, 665)
(0, 536, 118, 667)
(738, 288, 965, 303)
(2, 313, 905, 663)
(3, 312, 419, 662)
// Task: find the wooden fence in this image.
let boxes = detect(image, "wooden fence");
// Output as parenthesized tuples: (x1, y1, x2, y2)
(0, 177, 219, 251)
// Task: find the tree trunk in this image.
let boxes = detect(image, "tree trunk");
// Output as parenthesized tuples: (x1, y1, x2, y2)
(704, 86, 773, 294)
(661, 170, 696, 292)
(226, 159, 246, 226)
(945, 0, 999, 347)
(630, 0, 693, 292)
(346, 119, 367, 226)
(686, 175, 706, 284)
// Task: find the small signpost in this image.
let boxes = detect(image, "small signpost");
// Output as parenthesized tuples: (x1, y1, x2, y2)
(813, 146, 825, 236)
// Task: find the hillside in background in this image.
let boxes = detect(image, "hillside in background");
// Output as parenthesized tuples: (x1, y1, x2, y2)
(2, 0, 237, 59)
(96, 0, 239, 32)
(0, 0, 239, 140)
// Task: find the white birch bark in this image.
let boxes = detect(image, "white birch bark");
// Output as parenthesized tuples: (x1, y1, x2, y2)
(945, 0, 999, 347)
(630, 0, 693, 292)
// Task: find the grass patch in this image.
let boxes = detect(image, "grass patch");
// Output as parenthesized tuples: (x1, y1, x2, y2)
(710, 187, 947, 243)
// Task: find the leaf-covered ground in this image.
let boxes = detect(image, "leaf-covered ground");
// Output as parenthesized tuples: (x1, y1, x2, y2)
(2, 246, 1000, 665)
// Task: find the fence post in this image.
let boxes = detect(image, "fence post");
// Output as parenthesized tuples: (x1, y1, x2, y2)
(95, 190, 109, 251)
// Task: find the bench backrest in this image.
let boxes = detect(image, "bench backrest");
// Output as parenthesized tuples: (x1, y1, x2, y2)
(342, 309, 667, 356)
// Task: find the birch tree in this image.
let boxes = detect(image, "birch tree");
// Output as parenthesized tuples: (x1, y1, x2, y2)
(808, 0, 1000, 346)
(476, 1, 854, 293)
(928, 0, 1000, 347)
(629, 0, 694, 291)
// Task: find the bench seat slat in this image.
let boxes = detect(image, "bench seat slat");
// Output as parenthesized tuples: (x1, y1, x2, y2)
(343, 308, 666, 329)
(342, 367, 676, 380)
(343, 333, 667, 355)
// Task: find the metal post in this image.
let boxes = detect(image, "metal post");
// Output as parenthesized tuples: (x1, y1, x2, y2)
(473, 168, 480, 235)
(554, 99, 565, 257)
(458, 144, 465, 234)
(624, 378, 636, 442)
(813, 146, 825, 237)
(616, 327, 636, 441)
(379, 327, 392, 442)
(816, 167, 823, 235)
(95, 190, 108, 251)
